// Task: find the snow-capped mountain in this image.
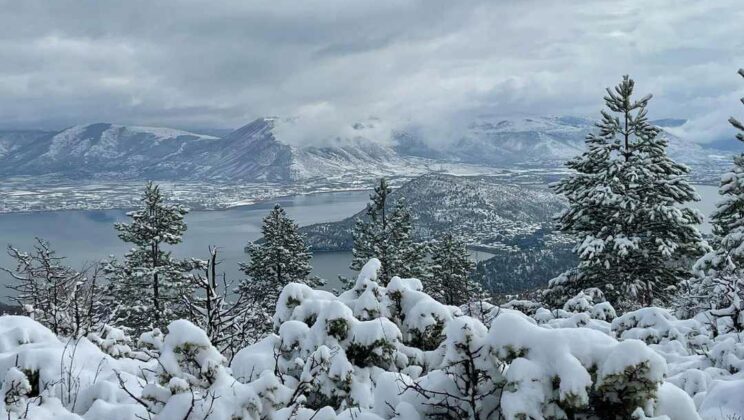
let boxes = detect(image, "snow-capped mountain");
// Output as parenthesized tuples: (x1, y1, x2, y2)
(451, 116, 589, 165)
(394, 115, 729, 170)
(0, 115, 730, 182)
(0, 118, 418, 182)
(185, 118, 413, 181)
(0, 123, 218, 179)
(0, 130, 54, 160)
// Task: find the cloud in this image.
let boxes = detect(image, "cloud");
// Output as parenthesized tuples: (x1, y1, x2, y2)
(0, 0, 742, 144)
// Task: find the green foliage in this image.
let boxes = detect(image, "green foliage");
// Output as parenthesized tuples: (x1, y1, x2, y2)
(105, 181, 193, 334)
(350, 178, 427, 285)
(238, 204, 317, 338)
(551, 75, 706, 309)
(326, 318, 349, 341)
(427, 233, 480, 306)
(345, 338, 397, 369)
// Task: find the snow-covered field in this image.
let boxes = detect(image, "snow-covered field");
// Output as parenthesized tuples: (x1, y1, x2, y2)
(0, 260, 741, 419)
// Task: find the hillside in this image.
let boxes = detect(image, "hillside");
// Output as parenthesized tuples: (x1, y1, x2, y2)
(0, 118, 426, 182)
(300, 173, 566, 251)
(0, 116, 730, 183)
(0, 124, 218, 179)
(299, 173, 577, 293)
(395, 116, 730, 181)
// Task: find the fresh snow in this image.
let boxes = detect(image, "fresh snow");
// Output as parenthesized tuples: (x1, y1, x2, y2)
(1, 257, 742, 418)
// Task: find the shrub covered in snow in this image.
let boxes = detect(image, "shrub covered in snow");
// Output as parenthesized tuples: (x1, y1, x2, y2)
(1, 259, 743, 419)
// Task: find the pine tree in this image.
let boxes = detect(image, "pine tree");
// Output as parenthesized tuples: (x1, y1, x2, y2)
(387, 198, 428, 279)
(686, 69, 744, 331)
(351, 178, 393, 277)
(106, 182, 192, 334)
(238, 204, 315, 339)
(427, 234, 479, 306)
(550, 75, 706, 309)
(350, 179, 427, 285)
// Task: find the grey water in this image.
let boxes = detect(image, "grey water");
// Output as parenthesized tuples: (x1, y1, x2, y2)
(0, 190, 373, 300)
(0, 184, 721, 303)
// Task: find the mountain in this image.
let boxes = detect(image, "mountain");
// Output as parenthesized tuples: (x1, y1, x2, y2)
(0, 118, 422, 182)
(0, 115, 730, 183)
(0, 123, 218, 179)
(394, 115, 729, 169)
(300, 173, 566, 251)
(390, 115, 730, 183)
(299, 173, 576, 293)
(449, 116, 589, 166)
(0, 130, 55, 160)
(187, 118, 414, 181)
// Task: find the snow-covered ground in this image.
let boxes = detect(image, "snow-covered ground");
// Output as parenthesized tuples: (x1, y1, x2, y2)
(0, 260, 741, 419)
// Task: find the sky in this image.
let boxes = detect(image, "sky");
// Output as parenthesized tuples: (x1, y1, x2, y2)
(1, 0, 743, 145)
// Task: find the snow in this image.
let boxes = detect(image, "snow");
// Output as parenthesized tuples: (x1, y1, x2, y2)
(127, 125, 218, 140)
(698, 379, 744, 419)
(0, 260, 741, 418)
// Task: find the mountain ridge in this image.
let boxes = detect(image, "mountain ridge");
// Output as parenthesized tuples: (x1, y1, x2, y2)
(0, 116, 730, 182)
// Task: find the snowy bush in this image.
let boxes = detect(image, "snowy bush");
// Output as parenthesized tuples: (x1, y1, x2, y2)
(2, 258, 742, 419)
(87, 325, 134, 358)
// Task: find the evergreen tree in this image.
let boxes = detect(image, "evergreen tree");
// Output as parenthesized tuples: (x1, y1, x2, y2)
(427, 234, 478, 306)
(685, 69, 744, 331)
(238, 204, 315, 339)
(550, 75, 706, 309)
(351, 178, 393, 277)
(388, 197, 428, 280)
(105, 182, 192, 334)
(351, 179, 427, 285)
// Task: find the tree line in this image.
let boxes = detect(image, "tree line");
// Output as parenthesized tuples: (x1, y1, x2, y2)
(4, 70, 744, 354)
(1, 180, 480, 358)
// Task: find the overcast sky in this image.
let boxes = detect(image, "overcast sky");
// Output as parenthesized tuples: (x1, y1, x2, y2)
(1, 0, 743, 144)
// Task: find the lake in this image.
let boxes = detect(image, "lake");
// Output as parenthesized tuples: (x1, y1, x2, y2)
(0, 190, 374, 299)
(0, 184, 722, 302)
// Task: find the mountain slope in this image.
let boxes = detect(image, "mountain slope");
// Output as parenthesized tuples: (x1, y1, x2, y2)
(391, 115, 730, 182)
(187, 118, 415, 181)
(0, 130, 55, 160)
(300, 173, 576, 293)
(451, 116, 589, 165)
(300, 173, 566, 251)
(395, 115, 729, 170)
(0, 116, 730, 182)
(0, 118, 422, 182)
(0, 123, 218, 178)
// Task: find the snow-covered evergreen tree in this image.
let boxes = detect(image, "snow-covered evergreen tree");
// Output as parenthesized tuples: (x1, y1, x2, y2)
(427, 234, 479, 306)
(105, 182, 192, 334)
(388, 197, 428, 279)
(550, 75, 706, 309)
(238, 204, 316, 340)
(684, 69, 744, 332)
(351, 178, 392, 277)
(351, 179, 427, 285)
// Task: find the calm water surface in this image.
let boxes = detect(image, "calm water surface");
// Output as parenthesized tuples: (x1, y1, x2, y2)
(0, 190, 372, 298)
(0, 184, 721, 301)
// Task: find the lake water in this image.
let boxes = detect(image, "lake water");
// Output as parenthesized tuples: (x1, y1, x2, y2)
(0, 184, 722, 302)
(0, 190, 373, 299)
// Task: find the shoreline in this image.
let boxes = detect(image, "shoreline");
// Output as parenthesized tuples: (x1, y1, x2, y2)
(0, 177, 720, 215)
(0, 185, 375, 216)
